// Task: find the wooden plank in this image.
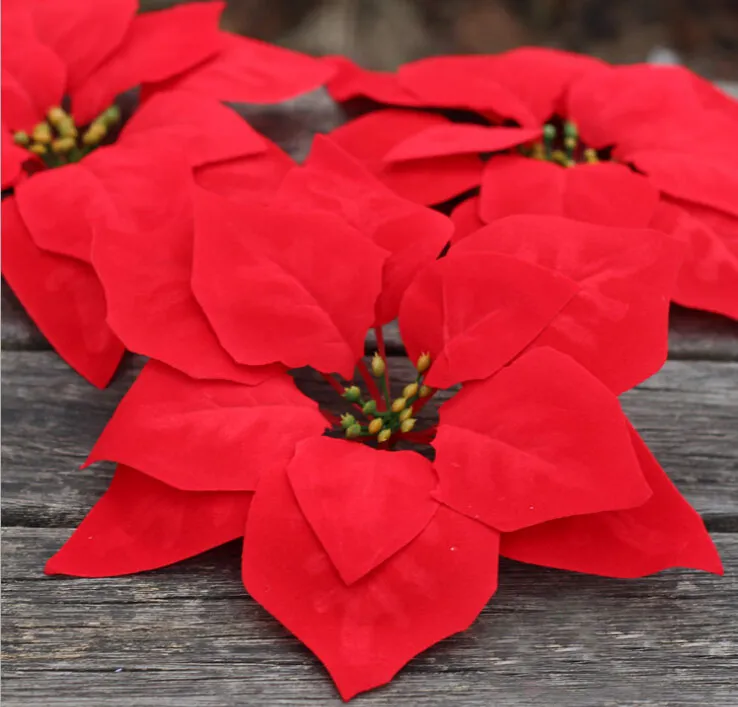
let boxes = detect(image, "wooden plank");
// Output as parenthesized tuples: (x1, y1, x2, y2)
(2, 351, 737, 529)
(2, 527, 736, 706)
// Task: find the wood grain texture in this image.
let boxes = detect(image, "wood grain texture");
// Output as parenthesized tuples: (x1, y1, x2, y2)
(2, 351, 737, 529)
(2, 527, 736, 707)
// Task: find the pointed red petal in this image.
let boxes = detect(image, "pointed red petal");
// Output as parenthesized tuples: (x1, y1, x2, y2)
(480, 156, 660, 228)
(275, 136, 452, 323)
(86, 362, 327, 491)
(329, 110, 484, 205)
(46, 465, 251, 577)
(433, 347, 652, 532)
(30, 0, 137, 89)
(399, 250, 578, 389)
(191, 188, 387, 377)
(452, 215, 684, 393)
(149, 32, 334, 103)
(384, 125, 541, 162)
(92, 195, 282, 385)
(322, 55, 420, 106)
(500, 426, 724, 578)
(71, 2, 223, 124)
(194, 142, 294, 199)
(450, 196, 484, 244)
(654, 199, 738, 320)
(243, 463, 500, 700)
(287, 438, 438, 585)
(2, 126, 28, 189)
(1, 197, 124, 388)
(118, 91, 267, 167)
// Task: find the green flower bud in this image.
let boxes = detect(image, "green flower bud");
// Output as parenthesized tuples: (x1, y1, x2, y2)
(345, 423, 363, 439)
(340, 413, 356, 430)
(362, 399, 377, 416)
(343, 386, 361, 402)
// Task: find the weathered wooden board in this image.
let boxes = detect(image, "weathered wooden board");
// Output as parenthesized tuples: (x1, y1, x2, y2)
(2, 527, 736, 707)
(2, 351, 737, 529)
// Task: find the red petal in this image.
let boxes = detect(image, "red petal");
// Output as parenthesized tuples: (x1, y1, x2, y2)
(450, 196, 484, 244)
(46, 465, 251, 577)
(384, 125, 541, 162)
(399, 251, 578, 389)
(322, 55, 420, 106)
(243, 463, 500, 700)
(398, 55, 537, 126)
(191, 188, 387, 377)
(329, 110, 484, 205)
(654, 199, 738, 320)
(194, 142, 294, 198)
(92, 196, 282, 385)
(433, 347, 651, 533)
(149, 32, 334, 103)
(1, 197, 124, 388)
(1, 13, 66, 130)
(71, 2, 223, 124)
(2, 126, 28, 188)
(501, 426, 724, 578)
(30, 0, 137, 89)
(15, 144, 193, 262)
(480, 156, 660, 228)
(275, 136, 452, 323)
(86, 362, 326, 491)
(452, 215, 683, 393)
(118, 91, 267, 167)
(287, 438, 438, 585)
(628, 148, 738, 221)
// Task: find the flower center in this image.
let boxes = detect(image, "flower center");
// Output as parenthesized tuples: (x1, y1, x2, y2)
(12, 105, 121, 170)
(325, 351, 438, 448)
(521, 120, 605, 167)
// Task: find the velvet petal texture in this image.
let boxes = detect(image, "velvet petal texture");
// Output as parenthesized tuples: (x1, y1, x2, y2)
(2, 126, 29, 189)
(449, 215, 684, 394)
(85, 362, 327, 492)
(148, 32, 335, 103)
(46, 465, 251, 577)
(399, 250, 579, 389)
(191, 188, 387, 377)
(432, 348, 651, 533)
(1, 198, 124, 388)
(287, 438, 439, 585)
(478, 156, 661, 230)
(329, 110, 484, 205)
(450, 196, 484, 243)
(274, 136, 452, 323)
(91, 189, 283, 385)
(501, 426, 724, 578)
(243, 461, 500, 700)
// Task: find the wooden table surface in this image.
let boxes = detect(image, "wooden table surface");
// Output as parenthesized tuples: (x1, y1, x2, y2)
(3, 94, 738, 706)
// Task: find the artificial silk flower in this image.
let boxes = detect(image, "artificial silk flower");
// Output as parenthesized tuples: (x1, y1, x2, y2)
(326, 52, 738, 320)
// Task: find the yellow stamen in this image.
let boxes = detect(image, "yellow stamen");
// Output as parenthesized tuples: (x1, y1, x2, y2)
(371, 352, 386, 377)
(51, 137, 77, 154)
(399, 407, 413, 422)
(13, 131, 30, 146)
(419, 385, 433, 398)
(32, 122, 52, 144)
(416, 353, 431, 374)
(402, 382, 418, 399)
(81, 121, 107, 146)
(400, 418, 417, 433)
(368, 418, 383, 435)
(28, 143, 47, 155)
(583, 148, 599, 164)
(391, 397, 406, 413)
(47, 106, 69, 126)
(377, 429, 392, 444)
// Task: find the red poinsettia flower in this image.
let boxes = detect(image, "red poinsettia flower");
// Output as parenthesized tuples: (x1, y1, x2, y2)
(1, 0, 329, 386)
(44, 194, 716, 699)
(324, 52, 738, 321)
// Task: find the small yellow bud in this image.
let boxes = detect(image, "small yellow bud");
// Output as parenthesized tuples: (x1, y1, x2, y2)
(13, 131, 30, 146)
(377, 429, 392, 444)
(57, 119, 78, 139)
(531, 143, 545, 160)
(416, 353, 431, 374)
(583, 148, 599, 164)
(345, 423, 363, 439)
(362, 399, 377, 416)
(101, 105, 121, 126)
(551, 149, 568, 166)
(368, 418, 384, 435)
(564, 136, 577, 151)
(371, 352, 386, 377)
(391, 397, 406, 413)
(400, 418, 417, 433)
(402, 382, 418, 399)
(81, 121, 107, 146)
(32, 122, 52, 144)
(340, 413, 356, 430)
(47, 106, 68, 125)
(51, 137, 76, 154)
(343, 386, 361, 402)
(419, 385, 433, 398)
(28, 143, 47, 155)
(399, 407, 413, 422)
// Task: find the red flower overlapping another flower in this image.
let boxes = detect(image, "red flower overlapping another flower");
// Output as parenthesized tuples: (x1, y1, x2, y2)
(45, 147, 720, 699)
(1, 0, 333, 386)
(323, 51, 738, 321)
